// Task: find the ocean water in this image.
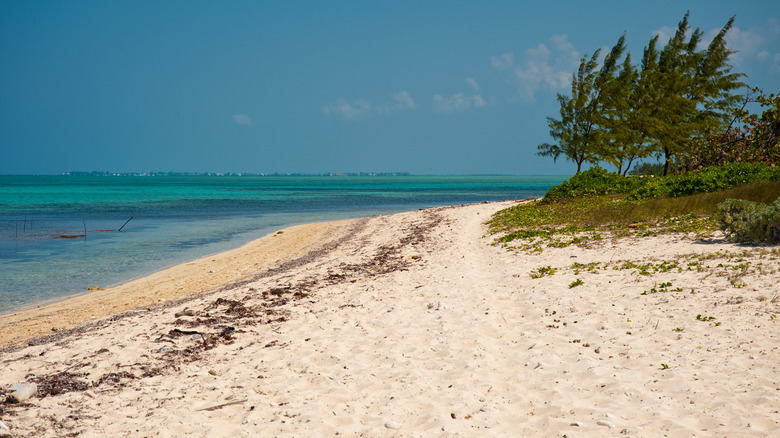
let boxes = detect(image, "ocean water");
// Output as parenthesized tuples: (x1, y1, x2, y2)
(0, 175, 566, 312)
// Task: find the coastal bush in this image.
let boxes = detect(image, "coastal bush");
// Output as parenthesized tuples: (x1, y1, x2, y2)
(627, 163, 780, 200)
(543, 166, 641, 201)
(628, 162, 666, 176)
(489, 166, 780, 249)
(545, 163, 780, 204)
(716, 198, 780, 244)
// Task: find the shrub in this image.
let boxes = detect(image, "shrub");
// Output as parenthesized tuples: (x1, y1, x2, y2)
(716, 198, 780, 244)
(543, 166, 641, 201)
(629, 162, 667, 176)
(627, 163, 780, 200)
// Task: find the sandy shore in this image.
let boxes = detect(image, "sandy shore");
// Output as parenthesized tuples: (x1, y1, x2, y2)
(1, 201, 779, 437)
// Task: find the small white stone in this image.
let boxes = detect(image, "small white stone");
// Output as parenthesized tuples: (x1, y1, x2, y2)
(570, 421, 583, 427)
(436, 302, 446, 311)
(597, 420, 615, 428)
(384, 421, 401, 430)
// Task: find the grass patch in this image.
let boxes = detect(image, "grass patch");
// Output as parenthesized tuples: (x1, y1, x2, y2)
(488, 170, 780, 250)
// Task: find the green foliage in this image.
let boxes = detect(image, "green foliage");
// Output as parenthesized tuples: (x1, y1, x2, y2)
(716, 198, 780, 244)
(696, 314, 721, 326)
(678, 88, 780, 170)
(543, 166, 642, 201)
(536, 12, 745, 175)
(538, 35, 628, 174)
(628, 162, 666, 176)
(530, 266, 557, 278)
(640, 282, 683, 295)
(569, 279, 584, 288)
(626, 163, 780, 200)
(488, 164, 780, 250)
(543, 163, 780, 203)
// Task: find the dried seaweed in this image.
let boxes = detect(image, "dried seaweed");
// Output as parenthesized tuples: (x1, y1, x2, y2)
(29, 371, 90, 398)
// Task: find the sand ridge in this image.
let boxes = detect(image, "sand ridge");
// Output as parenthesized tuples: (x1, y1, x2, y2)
(1, 201, 779, 437)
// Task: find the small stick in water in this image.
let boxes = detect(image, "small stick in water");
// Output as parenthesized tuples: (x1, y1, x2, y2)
(118, 216, 134, 232)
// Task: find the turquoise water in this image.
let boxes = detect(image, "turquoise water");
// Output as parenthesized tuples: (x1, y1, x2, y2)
(0, 175, 566, 312)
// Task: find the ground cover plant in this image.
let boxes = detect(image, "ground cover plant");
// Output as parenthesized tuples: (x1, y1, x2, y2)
(489, 164, 780, 252)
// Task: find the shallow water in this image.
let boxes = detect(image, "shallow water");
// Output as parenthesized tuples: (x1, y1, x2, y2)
(0, 175, 566, 311)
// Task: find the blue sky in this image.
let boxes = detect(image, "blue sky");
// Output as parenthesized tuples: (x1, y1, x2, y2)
(1, 1, 778, 175)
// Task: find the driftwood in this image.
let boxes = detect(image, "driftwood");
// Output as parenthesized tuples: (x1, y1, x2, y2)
(118, 216, 134, 232)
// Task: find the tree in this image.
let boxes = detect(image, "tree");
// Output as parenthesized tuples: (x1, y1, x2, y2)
(537, 12, 745, 176)
(600, 52, 654, 175)
(680, 88, 780, 169)
(638, 12, 744, 174)
(537, 35, 627, 173)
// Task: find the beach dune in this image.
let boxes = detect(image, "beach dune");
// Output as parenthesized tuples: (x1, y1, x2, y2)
(1, 201, 778, 437)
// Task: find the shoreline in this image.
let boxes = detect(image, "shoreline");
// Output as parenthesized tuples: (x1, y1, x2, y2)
(0, 218, 356, 348)
(1, 200, 779, 436)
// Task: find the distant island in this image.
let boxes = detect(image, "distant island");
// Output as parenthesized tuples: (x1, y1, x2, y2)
(62, 171, 411, 177)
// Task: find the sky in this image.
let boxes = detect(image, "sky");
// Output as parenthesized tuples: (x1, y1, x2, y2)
(1, 0, 778, 175)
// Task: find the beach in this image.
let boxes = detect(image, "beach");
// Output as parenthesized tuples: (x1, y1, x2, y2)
(1, 200, 779, 437)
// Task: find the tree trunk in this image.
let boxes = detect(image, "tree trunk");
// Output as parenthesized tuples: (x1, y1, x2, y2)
(663, 146, 672, 176)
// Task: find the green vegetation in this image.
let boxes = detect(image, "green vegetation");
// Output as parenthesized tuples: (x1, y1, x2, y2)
(641, 282, 683, 295)
(696, 314, 721, 326)
(530, 266, 557, 278)
(568, 279, 584, 288)
(536, 11, 779, 177)
(489, 164, 780, 250)
(538, 12, 747, 176)
(544, 163, 780, 202)
(507, 13, 779, 247)
(716, 198, 780, 244)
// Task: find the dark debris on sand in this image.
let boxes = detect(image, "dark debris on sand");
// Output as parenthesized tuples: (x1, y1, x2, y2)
(0, 210, 446, 436)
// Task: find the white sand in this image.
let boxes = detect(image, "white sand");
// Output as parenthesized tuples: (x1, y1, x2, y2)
(1, 201, 779, 437)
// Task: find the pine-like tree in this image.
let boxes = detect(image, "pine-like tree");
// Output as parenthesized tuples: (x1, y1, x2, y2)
(638, 12, 744, 174)
(537, 12, 744, 176)
(537, 35, 627, 173)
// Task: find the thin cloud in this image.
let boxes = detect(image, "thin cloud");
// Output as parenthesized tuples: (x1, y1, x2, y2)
(382, 91, 416, 113)
(232, 114, 252, 126)
(322, 91, 415, 120)
(724, 22, 780, 72)
(490, 52, 514, 71)
(321, 99, 372, 120)
(491, 34, 580, 101)
(432, 92, 486, 114)
(465, 78, 480, 91)
(651, 25, 678, 45)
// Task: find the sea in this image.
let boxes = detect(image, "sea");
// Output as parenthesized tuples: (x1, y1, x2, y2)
(0, 174, 566, 312)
